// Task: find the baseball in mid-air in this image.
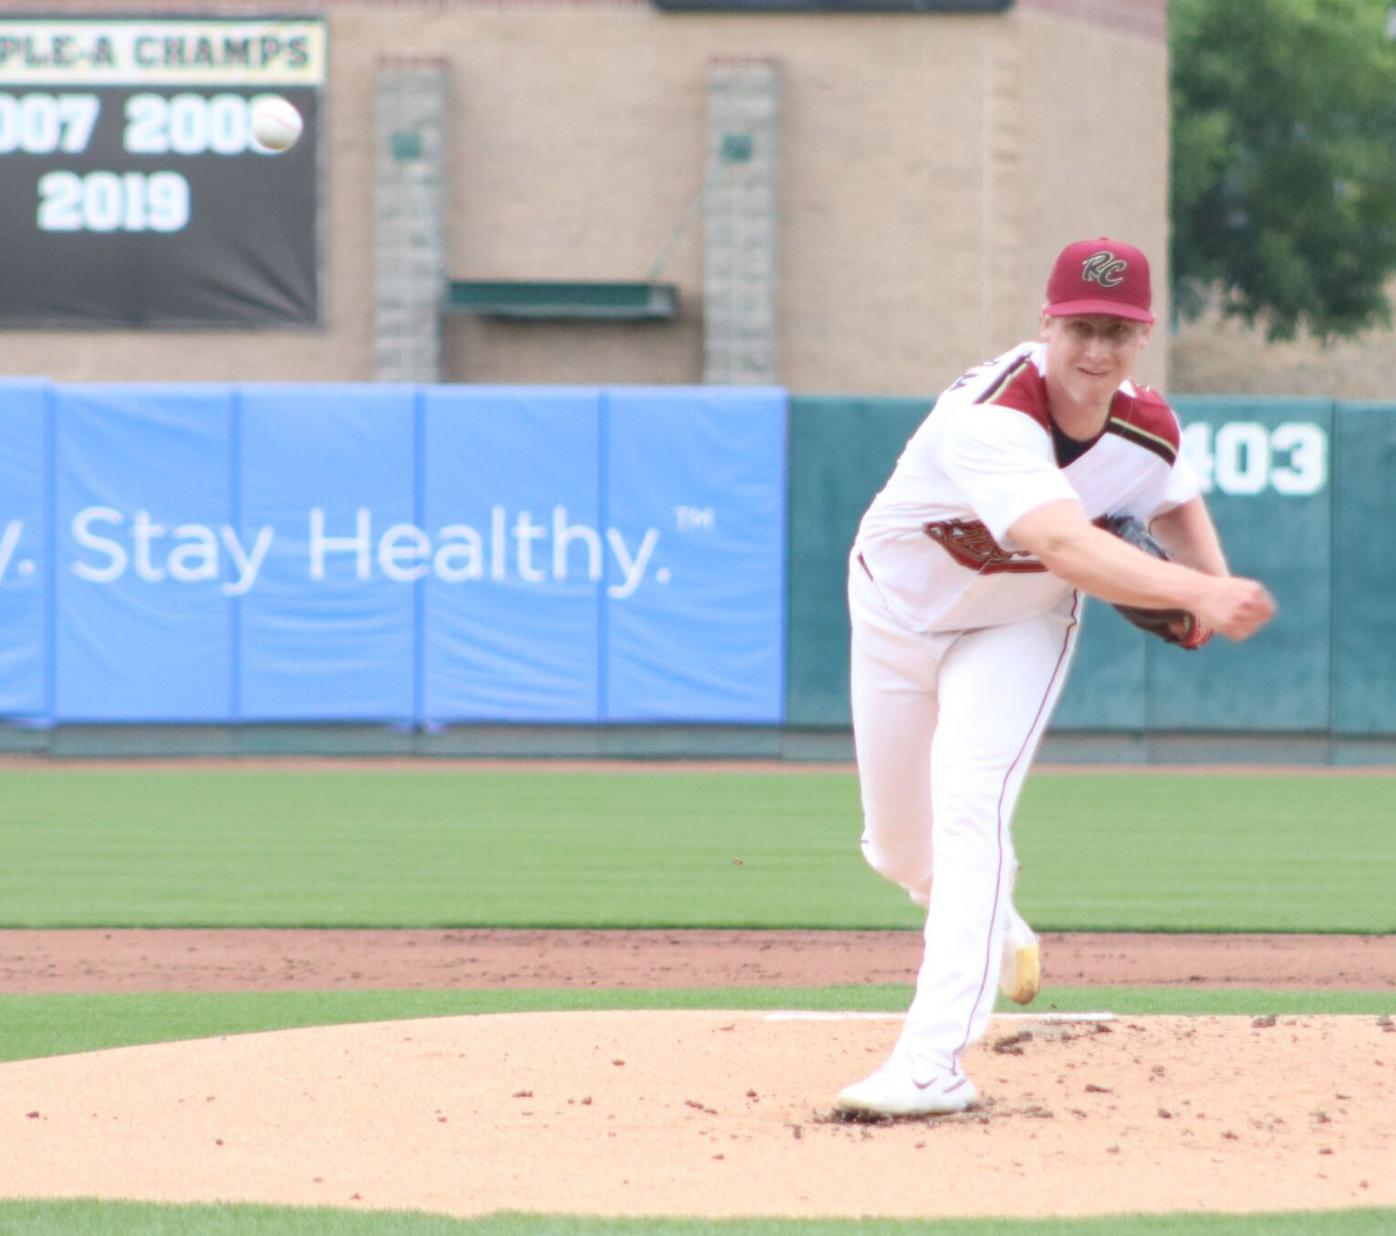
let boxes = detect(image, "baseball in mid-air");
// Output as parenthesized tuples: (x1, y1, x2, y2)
(249, 95, 304, 153)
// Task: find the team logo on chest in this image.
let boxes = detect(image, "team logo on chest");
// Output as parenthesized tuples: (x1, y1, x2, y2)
(923, 519, 1047, 574)
(1081, 251, 1127, 288)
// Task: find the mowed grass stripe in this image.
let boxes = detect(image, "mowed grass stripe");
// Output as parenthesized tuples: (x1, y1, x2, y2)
(1, 987, 1391, 1064)
(1, 1199, 1394, 1236)
(0, 769, 1391, 931)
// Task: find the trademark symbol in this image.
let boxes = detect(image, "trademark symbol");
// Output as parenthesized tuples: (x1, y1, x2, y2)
(675, 506, 715, 531)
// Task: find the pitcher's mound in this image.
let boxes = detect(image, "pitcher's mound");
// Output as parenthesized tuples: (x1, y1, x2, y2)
(3, 1010, 1393, 1219)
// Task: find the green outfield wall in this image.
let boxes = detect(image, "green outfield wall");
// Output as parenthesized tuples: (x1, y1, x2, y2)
(784, 394, 1396, 763)
(785, 396, 930, 728)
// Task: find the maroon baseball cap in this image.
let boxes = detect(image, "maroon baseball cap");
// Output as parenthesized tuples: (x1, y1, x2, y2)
(1044, 238, 1154, 323)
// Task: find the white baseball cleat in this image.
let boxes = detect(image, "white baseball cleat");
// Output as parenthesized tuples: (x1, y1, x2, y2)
(835, 1058, 979, 1117)
(999, 910, 1041, 1006)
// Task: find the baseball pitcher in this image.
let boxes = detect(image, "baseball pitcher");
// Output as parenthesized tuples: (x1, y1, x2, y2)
(838, 237, 1275, 1117)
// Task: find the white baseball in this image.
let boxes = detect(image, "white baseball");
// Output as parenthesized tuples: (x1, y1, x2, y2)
(249, 95, 303, 154)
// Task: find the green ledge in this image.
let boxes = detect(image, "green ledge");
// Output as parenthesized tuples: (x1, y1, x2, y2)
(445, 280, 678, 321)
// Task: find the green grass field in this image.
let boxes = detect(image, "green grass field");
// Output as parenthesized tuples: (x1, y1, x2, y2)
(4, 1202, 1396, 1236)
(0, 768, 1391, 931)
(6, 1201, 1396, 1236)
(2, 984, 1392, 1065)
(0, 764, 1392, 1234)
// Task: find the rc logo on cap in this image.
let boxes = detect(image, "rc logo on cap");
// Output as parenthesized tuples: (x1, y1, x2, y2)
(1044, 236, 1154, 323)
(1081, 251, 1127, 289)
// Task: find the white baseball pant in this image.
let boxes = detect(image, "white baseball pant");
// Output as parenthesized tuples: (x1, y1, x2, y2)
(848, 550, 1080, 1075)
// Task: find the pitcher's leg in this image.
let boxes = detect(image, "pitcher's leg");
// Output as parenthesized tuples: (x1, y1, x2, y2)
(895, 601, 1080, 1075)
(847, 562, 948, 907)
(850, 661, 938, 906)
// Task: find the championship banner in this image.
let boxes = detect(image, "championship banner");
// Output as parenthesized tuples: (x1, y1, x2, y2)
(0, 16, 324, 326)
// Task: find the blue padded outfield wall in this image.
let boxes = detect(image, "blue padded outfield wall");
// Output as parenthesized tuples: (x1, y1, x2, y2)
(0, 382, 787, 727)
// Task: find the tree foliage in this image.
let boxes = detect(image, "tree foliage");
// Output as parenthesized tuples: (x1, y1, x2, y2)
(1170, 0, 1396, 340)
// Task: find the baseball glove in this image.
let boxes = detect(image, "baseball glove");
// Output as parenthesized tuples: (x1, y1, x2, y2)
(1095, 514, 1207, 650)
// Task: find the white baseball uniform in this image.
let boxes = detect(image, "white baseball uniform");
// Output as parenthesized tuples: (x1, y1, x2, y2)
(848, 339, 1198, 1078)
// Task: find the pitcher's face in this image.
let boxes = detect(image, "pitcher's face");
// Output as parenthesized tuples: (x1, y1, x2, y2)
(1040, 313, 1151, 411)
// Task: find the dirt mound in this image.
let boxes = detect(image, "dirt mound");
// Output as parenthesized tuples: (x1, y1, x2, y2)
(4, 1010, 1394, 1219)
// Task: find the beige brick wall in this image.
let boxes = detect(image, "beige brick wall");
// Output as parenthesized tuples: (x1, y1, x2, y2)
(1015, 6, 1171, 392)
(2, 1, 1170, 395)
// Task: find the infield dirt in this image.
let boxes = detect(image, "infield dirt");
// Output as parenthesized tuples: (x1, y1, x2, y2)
(1, 929, 1395, 1221)
(2, 927, 1396, 992)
